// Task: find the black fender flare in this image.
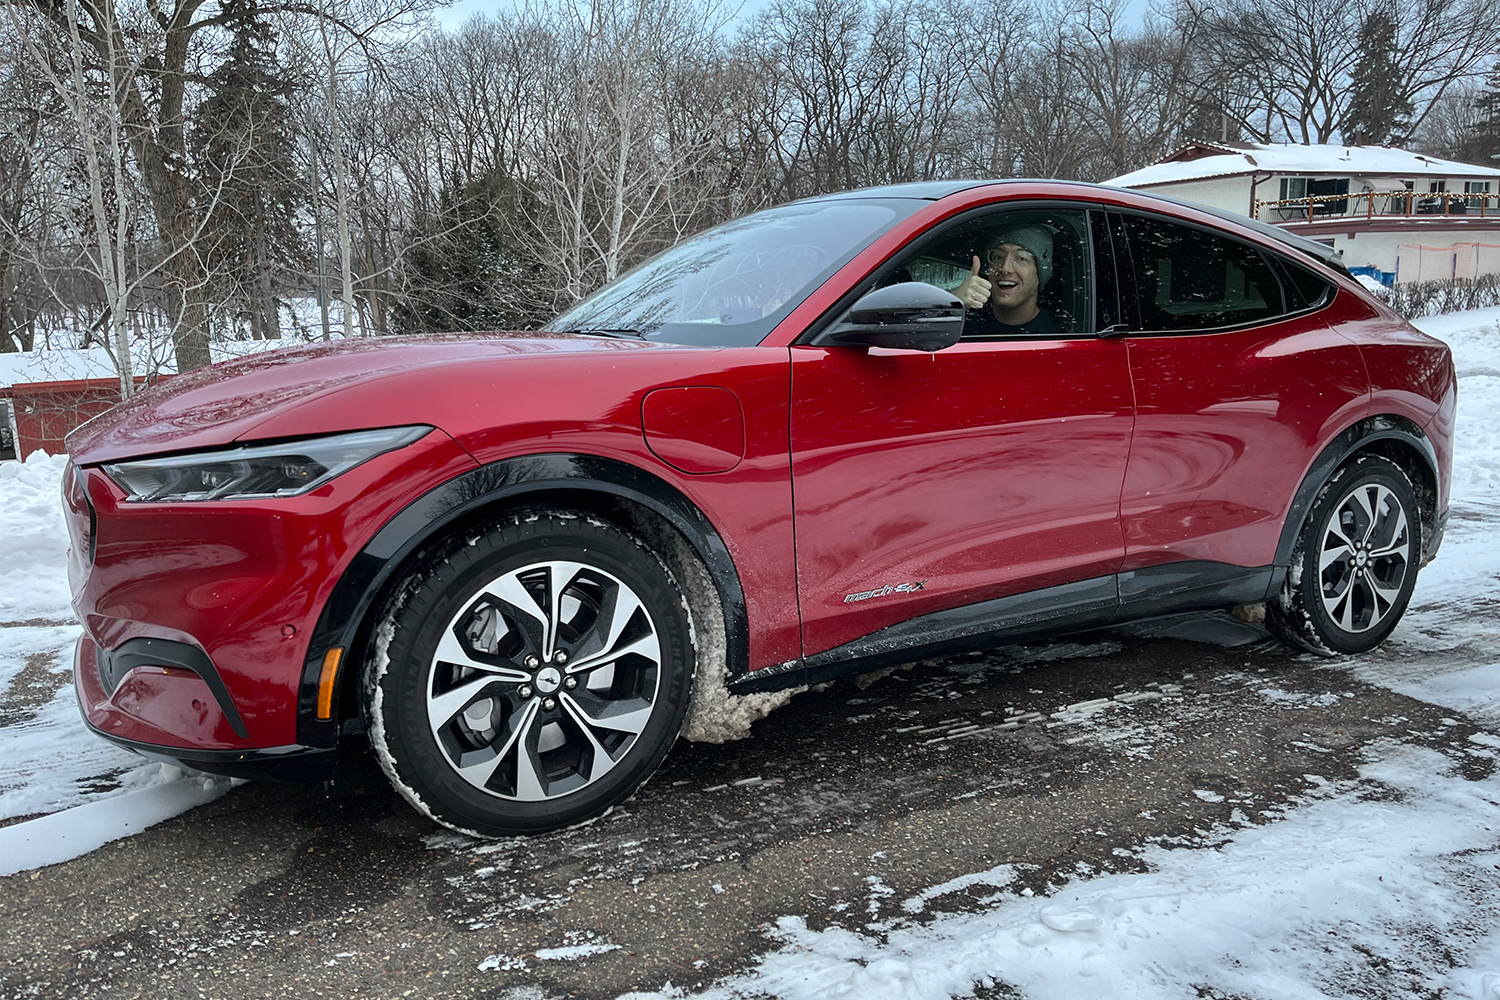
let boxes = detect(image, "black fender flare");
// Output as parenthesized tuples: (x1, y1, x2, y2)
(1268, 414, 1439, 596)
(295, 453, 749, 747)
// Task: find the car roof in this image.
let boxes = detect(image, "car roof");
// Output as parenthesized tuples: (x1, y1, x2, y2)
(803, 179, 1350, 276)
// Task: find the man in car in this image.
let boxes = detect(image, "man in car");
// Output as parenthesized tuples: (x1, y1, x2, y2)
(952, 224, 1059, 335)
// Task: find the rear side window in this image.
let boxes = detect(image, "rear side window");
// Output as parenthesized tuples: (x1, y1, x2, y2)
(1274, 257, 1335, 311)
(1119, 213, 1286, 332)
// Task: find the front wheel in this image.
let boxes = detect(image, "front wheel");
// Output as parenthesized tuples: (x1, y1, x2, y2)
(365, 511, 695, 836)
(1267, 455, 1421, 655)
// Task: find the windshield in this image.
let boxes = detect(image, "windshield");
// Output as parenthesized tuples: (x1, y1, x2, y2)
(547, 200, 906, 346)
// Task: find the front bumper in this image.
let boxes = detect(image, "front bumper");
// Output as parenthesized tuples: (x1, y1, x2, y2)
(76, 634, 336, 781)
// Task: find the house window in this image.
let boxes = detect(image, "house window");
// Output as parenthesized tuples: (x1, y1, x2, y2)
(1279, 177, 1310, 201)
(1465, 180, 1492, 208)
(1307, 178, 1350, 215)
(1429, 180, 1447, 193)
(1388, 180, 1416, 214)
(0, 400, 15, 462)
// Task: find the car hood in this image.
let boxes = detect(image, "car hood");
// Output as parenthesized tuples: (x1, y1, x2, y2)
(66, 333, 667, 465)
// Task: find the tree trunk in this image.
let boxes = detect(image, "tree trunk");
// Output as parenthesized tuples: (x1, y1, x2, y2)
(318, 12, 360, 337)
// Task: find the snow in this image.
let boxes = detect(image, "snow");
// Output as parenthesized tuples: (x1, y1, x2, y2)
(620, 744, 1500, 1000)
(536, 942, 623, 961)
(0, 309, 1498, 999)
(1104, 142, 1500, 189)
(0, 452, 74, 621)
(0, 339, 292, 389)
(1414, 306, 1500, 501)
(0, 766, 234, 877)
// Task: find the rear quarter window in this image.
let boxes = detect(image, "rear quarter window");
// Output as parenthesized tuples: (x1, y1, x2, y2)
(1120, 213, 1288, 332)
(1273, 256, 1337, 311)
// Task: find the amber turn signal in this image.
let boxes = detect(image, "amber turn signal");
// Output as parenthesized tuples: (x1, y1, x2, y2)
(316, 648, 343, 720)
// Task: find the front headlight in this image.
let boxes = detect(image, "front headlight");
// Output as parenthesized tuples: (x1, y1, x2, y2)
(103, 426, 431, 502)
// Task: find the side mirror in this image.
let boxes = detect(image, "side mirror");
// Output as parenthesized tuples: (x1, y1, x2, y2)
(813, 282, 965, 352)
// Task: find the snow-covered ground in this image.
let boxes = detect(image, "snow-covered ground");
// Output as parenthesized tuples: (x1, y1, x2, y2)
(1, 309, 1498, 997)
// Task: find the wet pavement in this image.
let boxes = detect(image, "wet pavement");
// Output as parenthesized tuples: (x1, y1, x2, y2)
(3, 610, 1496, 999)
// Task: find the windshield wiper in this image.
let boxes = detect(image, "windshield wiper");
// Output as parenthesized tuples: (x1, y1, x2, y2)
(561, 327, 645, 339)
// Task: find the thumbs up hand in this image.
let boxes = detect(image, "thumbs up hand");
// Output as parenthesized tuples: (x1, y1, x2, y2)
(953, 255, 991, 310)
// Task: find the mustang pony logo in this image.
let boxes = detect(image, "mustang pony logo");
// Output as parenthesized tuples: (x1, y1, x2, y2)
(844, 580, 928, 604)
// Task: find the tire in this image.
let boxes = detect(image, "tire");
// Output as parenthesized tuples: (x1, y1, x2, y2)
(364, 510, 695, 836)
(1267, 455, 1421, 655)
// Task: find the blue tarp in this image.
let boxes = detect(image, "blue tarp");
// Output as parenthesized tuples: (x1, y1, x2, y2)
(1348, 266, 1395, 287)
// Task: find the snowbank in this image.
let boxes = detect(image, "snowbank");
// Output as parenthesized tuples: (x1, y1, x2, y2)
(0, 452, 75, 622)
(1414, 306, 1500, 500)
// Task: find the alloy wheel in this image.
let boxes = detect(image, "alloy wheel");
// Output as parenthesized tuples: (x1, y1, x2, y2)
(425, 559, 663, 801)
(1317, 482, 1411, 634)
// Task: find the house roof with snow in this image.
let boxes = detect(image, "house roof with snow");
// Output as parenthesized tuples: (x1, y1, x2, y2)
(0, 349, 121, 389)
(1104, 142, 1500, 189)
(0, 340, 300, 390)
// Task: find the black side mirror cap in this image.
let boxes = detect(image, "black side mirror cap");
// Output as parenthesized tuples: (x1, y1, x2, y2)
(812, 282, 965, 352)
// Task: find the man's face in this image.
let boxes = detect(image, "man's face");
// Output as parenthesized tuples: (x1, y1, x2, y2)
(986, 243, 1039, 313)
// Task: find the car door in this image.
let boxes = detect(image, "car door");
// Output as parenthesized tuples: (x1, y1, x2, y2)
(1111, 210, 1370, 593)
(788, 205, 1135, 658)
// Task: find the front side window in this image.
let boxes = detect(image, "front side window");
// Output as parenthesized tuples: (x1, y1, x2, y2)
(881, 206, 1094, 338)
(1120, 213, 1286, 333)
(548, 200, 905, 347)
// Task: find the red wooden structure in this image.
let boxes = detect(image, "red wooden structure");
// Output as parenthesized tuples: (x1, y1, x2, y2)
(0, 377, 155, 459)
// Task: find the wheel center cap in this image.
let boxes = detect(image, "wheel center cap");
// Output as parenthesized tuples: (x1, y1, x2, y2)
(1355, 551, 1368, 567)
(535, 666, 562, 694)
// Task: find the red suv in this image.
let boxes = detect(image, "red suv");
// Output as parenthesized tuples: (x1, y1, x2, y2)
(64, 181, 1455, 836)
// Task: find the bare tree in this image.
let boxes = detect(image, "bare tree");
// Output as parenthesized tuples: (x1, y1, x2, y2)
(0, 28, 49, 353)
(1058, 0, 1205, 178)
(1197, 0, 1494, 144)
(3, 1, 146, 394)
(951, 0, 1036, 177)
(503, 0, 739, 310)
(1409, 75, 1491, 161)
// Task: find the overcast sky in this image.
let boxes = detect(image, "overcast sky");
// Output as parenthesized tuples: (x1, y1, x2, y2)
(432, 0, 771, 30)
(431, 0, 1152, 33)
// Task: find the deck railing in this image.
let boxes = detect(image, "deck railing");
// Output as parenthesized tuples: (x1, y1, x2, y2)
(1254, 190, 1498, 224)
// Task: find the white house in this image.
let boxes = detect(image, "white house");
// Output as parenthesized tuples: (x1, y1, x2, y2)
(1104, 142, 1500, 285)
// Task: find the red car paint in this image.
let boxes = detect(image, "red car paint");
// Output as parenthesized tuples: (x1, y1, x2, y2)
(790, 338, 1133, 654)
(64, 180, 1455, 770)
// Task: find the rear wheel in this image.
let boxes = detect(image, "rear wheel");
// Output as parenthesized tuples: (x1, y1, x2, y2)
(1267, 455, 1420, 655)
(365, 511, 694, 836)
